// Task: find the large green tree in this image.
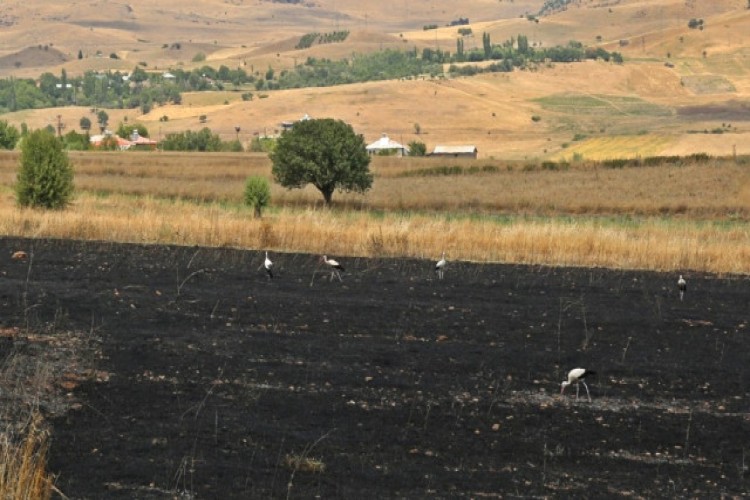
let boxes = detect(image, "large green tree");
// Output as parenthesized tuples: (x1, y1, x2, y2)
(16, 129, 74, 209)
(270, 118, 372, 205)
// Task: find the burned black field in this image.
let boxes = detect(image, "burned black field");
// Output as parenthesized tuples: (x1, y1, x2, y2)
(0, 237, 748, 498)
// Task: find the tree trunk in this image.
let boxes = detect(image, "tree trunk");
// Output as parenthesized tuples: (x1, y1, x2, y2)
(322, 187, 334, 206)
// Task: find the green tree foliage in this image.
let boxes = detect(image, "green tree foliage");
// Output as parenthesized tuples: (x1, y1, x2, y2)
(222, 139, 244, 152)
(243, 176, 271, 218)
(0, 66, 248, 113)
(62, 130, 90, 151)
(517, 35, 529, 55)
(79, 116, 92, 132)
(271, 118, 372, 205)
(96, 110, 109, 132)
(16, 129, 74, 209)
(482, 32, 492, 58)
(407, 140, 427, 156)
(116, 122, 149, 139)
(160, 128, 224, 151)
(277, 50, 442, 89)
(130, 66, 149, 84)
(538, 0, 574, 16)
(0, 78, 50, 112)
(0, 120, 20, 149)
(296, 31, 350, 49)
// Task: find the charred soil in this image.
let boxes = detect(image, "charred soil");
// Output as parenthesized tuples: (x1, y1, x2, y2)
(0, 237, 748, 498)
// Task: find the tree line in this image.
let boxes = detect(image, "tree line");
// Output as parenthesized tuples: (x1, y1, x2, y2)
(0, 33, 621, 113)
(0, 65, 256, 114)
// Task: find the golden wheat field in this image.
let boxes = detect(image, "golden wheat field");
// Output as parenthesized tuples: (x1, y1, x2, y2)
(1, 151, 749, 274)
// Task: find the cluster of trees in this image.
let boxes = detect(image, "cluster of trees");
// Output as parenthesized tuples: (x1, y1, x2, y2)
(0, 64, 257, 113)
(454, 35, 621, 66)
(160, 128, 243, 152)
(9, 118, 376, 217)
(0, 30, 622, 115)
(295, 31, 350, 50)
(264, 50, 443, 90)
(538, 0, 574, 16)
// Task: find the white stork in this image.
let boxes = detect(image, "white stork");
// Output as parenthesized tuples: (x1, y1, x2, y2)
(677, 275, 687, 301)
(561, 368, 595, 402)
(264, 251, 273, 279)
(435, 251, 446, 280)
(321, 255, 344, 282)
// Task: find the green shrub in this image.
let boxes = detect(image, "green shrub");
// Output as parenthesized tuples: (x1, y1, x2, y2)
(244, 176, 271, 218)
(0, 120, 20, 149)
(407, 141, 427, 156)
(16, 130, 74, 209)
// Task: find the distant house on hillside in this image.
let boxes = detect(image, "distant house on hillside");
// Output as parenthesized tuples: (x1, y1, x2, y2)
(430, 145, 478, 159)
(366, 133, 409, 157)
(129, 130, 158, 150)
(89, 130, 158, 151)
(89, 132, 132, 150)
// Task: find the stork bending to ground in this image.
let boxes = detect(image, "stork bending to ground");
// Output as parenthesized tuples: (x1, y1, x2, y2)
(321, 255, 344, 282)
(263, 251, 273, 279)
(561, 368, 595, 402)
(435, 252, 446, 280)
(678, 275, 687, 301)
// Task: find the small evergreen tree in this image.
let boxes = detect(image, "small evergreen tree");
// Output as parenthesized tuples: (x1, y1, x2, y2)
(244, 176, 271, 218)
(97, 110, 109, 133)
(16, 129, 74, 209)
(0, 120, 20, 150)
(79, 116, 92, 132)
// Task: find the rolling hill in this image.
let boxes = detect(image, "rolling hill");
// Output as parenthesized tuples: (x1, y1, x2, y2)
(0, 0, 749, 159)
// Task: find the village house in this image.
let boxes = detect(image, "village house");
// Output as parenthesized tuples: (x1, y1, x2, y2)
(430, 145, 478, 159)
(366, 133, 409, 157)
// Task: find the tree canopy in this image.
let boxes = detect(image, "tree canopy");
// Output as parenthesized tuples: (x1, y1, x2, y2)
(16, 129, 74, 209)
(270, 118, 372, 205)
(0, 120, 20, 150)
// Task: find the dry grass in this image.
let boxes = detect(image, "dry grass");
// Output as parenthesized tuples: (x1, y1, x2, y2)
(1, 151, 750, 273)
(3, 152, 748, 217)
(0, 189, 748, 274)
(0, 414, 54, 500)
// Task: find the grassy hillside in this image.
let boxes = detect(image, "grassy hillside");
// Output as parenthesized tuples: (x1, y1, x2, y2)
(0, 0, 749, 159)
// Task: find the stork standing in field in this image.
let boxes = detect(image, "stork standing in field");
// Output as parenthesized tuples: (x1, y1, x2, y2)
(435, 251, 446, 280)
(561, 368, 596, 402)
(321, 255, 344, 282)
(263, 251, 273, 279)
(678, 275, 687, 301)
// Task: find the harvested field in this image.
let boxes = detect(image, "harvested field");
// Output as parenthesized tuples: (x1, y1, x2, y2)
(0, 237, 748, 497)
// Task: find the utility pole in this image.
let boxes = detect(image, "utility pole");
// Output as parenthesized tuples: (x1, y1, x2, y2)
(56, 115, 65, 137)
